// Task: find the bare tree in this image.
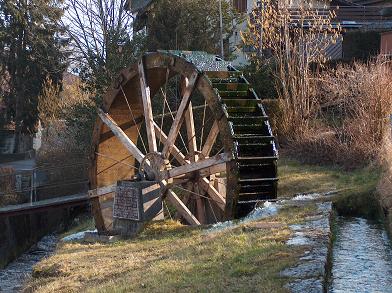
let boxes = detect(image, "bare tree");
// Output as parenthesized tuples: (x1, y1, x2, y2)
(242, 0, 341, 140)
(62, 0, 145, 94)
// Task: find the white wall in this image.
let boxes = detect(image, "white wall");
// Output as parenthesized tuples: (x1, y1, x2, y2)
(229, 0, 257, 67)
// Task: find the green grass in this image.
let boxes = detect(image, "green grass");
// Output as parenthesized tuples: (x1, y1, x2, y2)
(26, 156, 381, 292)
(278, 157, 381, 218)
(278, 157, 378, 196)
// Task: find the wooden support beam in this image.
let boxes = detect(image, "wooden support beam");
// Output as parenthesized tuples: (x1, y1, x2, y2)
(201, 121, 219, 157)
(97, 108, 145, 163)
(167, 152, 231, 179)
(90, 197, 106, 232)
(194, 183, 206, 224)
(166, 189, 200, 225)
(153, 122, 187, 165)
(138, 58, 157, 153)
(88, 184, 116, 198)
(198, 177, 226, 210)
(162, 72, 199, 158)
(199, 162, 226, 178)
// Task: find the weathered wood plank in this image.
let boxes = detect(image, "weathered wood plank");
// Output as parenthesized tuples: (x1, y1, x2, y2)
(138, 58, 157, 152)
(194, 183, 206, 224)
(185, 102, 198, 162)
(166, 189, 200, 225)
(153, 122, 187, 165)
(0, 193, 89, 217)
(199, 162, 226, 178)
(97, 108, 145, 163)
(88, 184, 116, 197)
(167, 152, 231, 179)
(162, 72, 199, 158)
(201, 121, 219, 157)
(198, 177, 226, 210)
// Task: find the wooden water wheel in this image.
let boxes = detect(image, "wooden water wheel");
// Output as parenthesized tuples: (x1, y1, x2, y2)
(89, 51, 278, 233)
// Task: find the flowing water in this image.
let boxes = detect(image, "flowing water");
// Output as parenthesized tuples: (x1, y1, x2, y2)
(0, 235, 58, 293)
(329, 217, 392, 293)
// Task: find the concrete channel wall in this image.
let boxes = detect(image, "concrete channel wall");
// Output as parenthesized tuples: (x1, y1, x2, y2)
(0, 206, 85, 269)
(281, 201, 333, 293)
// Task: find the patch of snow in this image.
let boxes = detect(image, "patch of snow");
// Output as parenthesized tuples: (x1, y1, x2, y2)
(292, 193, 321, 201)
(287, 231, 310, 245)
(61, 230, 97, 242)
(244, 201, 278, 222)
(207, 201, 279, 233)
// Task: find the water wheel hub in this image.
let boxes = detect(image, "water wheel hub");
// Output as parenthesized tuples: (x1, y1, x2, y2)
(139, 152, 171, 181)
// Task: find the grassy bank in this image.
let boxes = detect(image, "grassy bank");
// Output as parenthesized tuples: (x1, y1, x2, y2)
(279, 157, 381, 218)
(26, 157, 381, 292)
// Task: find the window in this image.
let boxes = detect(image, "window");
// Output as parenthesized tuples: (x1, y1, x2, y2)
(233, 0, 247, 13)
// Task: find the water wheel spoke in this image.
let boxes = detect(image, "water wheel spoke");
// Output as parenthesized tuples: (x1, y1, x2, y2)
(174, 182, 193, 219)
(97, 108, 145, 163)
(138, 58, 157, 152)
(198, 178, 226, 210)
(185, 102, 198, 162)
(153, 122, 187, 165)
(162, 72, 199, 158)
(166, 189, 200, 225)
(120, 85, 148, 154)
(201, 121, 219, 157)
(167, 153, 231, 179)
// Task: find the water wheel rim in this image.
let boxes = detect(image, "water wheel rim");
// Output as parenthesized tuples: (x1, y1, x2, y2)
(89, 52, 238, 232)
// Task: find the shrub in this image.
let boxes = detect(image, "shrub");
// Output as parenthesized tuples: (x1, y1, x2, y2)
(286, 58, 392, 168)
(37, 77, 96, 160)
(241, 60, 277, 99)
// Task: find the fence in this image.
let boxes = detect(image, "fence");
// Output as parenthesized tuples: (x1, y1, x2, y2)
(0, 161, 89, 207)
(287, 6, 392, 24)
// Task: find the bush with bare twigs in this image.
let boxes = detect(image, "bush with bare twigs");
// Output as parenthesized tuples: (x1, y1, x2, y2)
(37, 77, 95, 162)
(0, 167, 25, 207)
(242, 0, 341, 141)
(288, 58, 392, 168)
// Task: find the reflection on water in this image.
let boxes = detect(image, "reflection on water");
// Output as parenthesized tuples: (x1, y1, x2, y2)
(329, 217, 392, 293)
(0, 235, 57, 293)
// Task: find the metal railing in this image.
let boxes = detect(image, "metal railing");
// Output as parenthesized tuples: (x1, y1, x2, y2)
(0, 161, 89, 206)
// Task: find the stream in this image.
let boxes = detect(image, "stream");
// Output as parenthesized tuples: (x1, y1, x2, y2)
(0, 235, 58, 293)
(2, 208, 392, 292)
(329, 217, 392, 293)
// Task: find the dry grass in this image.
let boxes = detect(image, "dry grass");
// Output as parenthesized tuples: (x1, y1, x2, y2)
(26, 200, 322, 293)
(25, 156, 381, 292)
(377, 134, 392, 229)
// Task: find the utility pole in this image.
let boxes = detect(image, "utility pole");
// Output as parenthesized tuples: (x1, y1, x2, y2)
(219, 0, 224, 59)
(258, 0, 264, 57)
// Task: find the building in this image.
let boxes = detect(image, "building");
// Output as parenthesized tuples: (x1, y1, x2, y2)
(381, 31, 392, 55)
(123, 0, 392, 64)
(231, 0, 392, 64)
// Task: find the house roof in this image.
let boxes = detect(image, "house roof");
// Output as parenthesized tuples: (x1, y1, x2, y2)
(344, 0, 392, 6)
(124, 0, 154, 13)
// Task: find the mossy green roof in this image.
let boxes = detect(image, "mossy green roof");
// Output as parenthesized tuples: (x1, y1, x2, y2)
(126, 0, 154, 13)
